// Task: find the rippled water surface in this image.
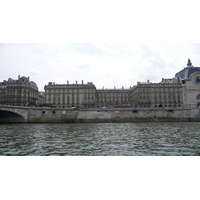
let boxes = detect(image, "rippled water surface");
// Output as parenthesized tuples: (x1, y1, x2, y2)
(0, 122, 200, 156)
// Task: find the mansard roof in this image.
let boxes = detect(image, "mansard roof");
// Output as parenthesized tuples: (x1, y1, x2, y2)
(7, 76, 38, 88)
(175, 59, 200, 79)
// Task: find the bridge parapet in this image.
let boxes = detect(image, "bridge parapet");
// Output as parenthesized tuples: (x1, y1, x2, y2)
(0, 105, 30, 122)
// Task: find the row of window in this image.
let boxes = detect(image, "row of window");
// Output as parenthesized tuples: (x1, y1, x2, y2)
(139, 96, 181, 100)
(98, 98, 129, 102)
(49, 97, 94, 101)
(139, 92, 181, 96)
(154, 100, 181, 103)
(47, 94, 95, 98)
(98, 94, 129, 97)
(46, 89, 95, 93)
(139, 88, 182, 92)
(51, 102, 79, 105)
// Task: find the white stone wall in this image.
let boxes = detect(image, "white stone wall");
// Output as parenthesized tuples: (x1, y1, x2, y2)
(184, 72, 200, 107)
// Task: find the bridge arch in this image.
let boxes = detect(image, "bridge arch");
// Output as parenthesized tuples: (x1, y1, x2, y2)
(0, 110, 25, 123)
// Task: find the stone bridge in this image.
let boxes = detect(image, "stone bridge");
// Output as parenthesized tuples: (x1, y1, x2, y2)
(0, 105, 30, 122)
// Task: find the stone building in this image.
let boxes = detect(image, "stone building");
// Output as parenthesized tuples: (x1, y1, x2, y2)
(1, 58, 196, 109)
(130, 59, 200, 108)
(37, 91, 45, 106)
(0, 81, 6, 105)
(175, 59, 200, 107)
(96, 87, 131, 108)
(0, 75, 38, 106)
(44, 59, 199, 109)
(130, 79, 183, 108)
(175, 59, 200, 79)
(44, 81, 96, 108)
(44, 80, 132, 109)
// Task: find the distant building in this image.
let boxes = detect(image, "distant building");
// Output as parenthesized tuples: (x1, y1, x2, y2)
(175, 59, 200, 79)
(174, 59, 200, 107)
(96, 87, 131, 108)
(130, 78, 183, 108)
(2, 59, 200, 108)
(0, 75, 38, 106)
(130, 59, 200, 108)
(43, 59, 200, 109)
(44, 81, 96, 108)
(37, 91, 45, 106)
(0, 81, 6, 105)
(44, 80, 132, 109)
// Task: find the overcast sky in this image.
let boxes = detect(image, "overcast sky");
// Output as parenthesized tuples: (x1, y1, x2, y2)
(1, 1, 200, 91)
(1, 43, 200, 91)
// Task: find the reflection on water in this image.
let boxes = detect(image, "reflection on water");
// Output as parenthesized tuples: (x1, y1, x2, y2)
(0, 122, 200, 156)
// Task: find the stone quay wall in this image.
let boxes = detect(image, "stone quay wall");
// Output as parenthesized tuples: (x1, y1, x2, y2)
(27, 107, 200, 123)
(1, 105, 200, 123)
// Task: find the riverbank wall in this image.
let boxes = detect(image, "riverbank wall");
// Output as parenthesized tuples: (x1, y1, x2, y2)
(1, 106, 200, 123)
(27, 107, 200, 123)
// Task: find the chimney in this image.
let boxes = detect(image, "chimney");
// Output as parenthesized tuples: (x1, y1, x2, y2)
(76, 80, 77, 84)
(18, 75, 20, 80)
(82, 80, 83, 84)
(67, 80, 69, 84)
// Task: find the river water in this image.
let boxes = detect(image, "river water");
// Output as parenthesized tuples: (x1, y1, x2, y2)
(0, 122, 200, 156)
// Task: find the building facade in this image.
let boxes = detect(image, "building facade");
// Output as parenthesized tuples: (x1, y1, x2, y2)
(0, 81, 6, 105)
(44, 81, 96, 109)
(175, 59, 200, 79)
(181, 71, 200, 107)
(96, 87, 131, 108)
(44, 80, 132, 109)
(43, 59, 200, 109)
(38, 91, 45, 106)
(0, 75, 38, 106)
(175, 59, 200, 107)
(130, 79, 183, 108)
(2, 59, 200, 109)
